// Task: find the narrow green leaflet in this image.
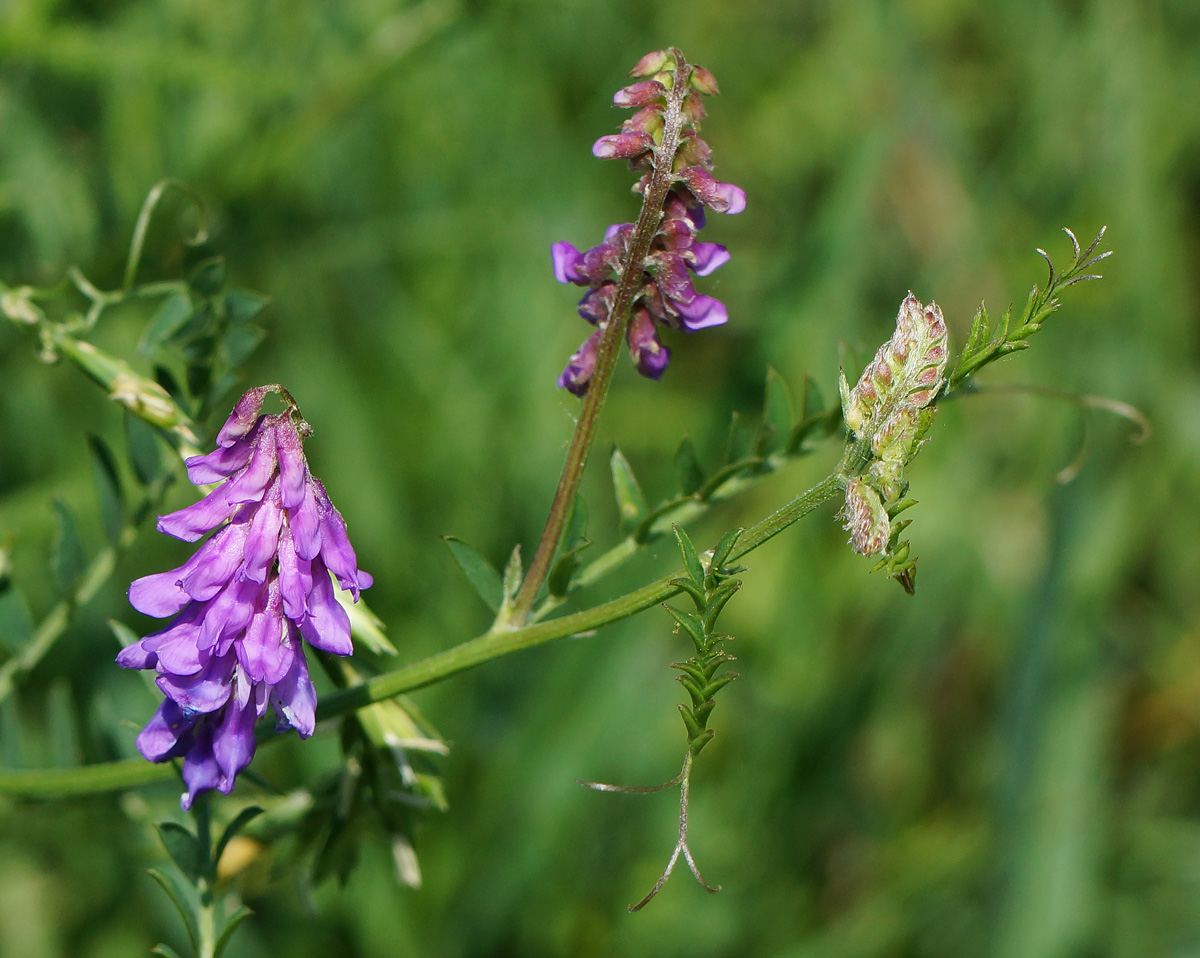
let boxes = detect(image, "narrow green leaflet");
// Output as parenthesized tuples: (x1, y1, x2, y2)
(610, 446, 647, 535)
(124, 409, 166, 486)
(214, 806, 265, 871)
(440, 536, 503, 612)
(673, 436, 706, 497)
(188, 256, 226, 298)
(139, 293, 193, 356)
(223, 289, 269, 325)
(147, 869, 199, 954)
(726, 411, 754, 465)
(155, 822, 205, 883)
(757, 367, 794, 456)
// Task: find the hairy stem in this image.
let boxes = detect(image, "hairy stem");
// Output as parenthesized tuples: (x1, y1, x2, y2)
(508, 49, 693, 625)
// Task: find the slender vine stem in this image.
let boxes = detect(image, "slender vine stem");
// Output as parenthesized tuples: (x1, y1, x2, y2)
(0, 470, 846, 798)
(508, 50, 694, 625)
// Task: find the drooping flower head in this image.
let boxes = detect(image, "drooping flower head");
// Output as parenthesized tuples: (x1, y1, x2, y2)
(553, 49, 746, 395)
(119, 385, 372, 808)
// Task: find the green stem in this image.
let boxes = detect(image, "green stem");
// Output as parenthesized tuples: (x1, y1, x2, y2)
(508, 49, 693, 625)
(0, 471, 845, 798)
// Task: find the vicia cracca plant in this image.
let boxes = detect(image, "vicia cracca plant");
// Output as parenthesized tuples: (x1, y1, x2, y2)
(0, 46, 1132, 956)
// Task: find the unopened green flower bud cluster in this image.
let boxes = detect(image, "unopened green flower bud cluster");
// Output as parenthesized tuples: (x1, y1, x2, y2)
(838, 293, 948, 587)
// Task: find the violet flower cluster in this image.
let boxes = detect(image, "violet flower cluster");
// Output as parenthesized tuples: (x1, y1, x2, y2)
(119, 386, 372, 808)
(552, 50, 746, 395)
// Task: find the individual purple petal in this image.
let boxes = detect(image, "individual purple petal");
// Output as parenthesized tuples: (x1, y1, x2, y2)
(157, 651, 236, 713)
(357, 570, 375, 590)
(128, 566, 195, 618)
(215, 386, 268, 447)
(689, 242, 730, 277)
(196, 576, 260, 653)
(137, 699, 191, 762)
(557, 329, 602, 396)
(276, 528, 311, 621)
(224, 421, 278, 505)
(312, 480, 366, 599)
(271, 638, 316, 737)
(677, 294, 729, 330)
(287, 483, 323, 561)
(178, 520, 252, 601)
(184, 426, 257, 484)
(577, 284, 614, 325)
(275, 420, 309, 510)
(551, 242, 585, 285)
(237, 581, 293, 685)
(180, 723, 221, 810)
(627, 309, 671, 380)
(299, 557, 353, 655)
(140, 603, 206, 673)
(653, 252, 697, 305)
(144, 623, 206, 676)
(212, 694, 258, 786)
(156, 483, 234, 542)
(241, 490, 284, 584)
(681, 167, 746, 215)
(116, 640, 158, 670)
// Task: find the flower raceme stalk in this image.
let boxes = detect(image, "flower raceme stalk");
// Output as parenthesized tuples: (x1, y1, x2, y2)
(119, 385, 372, 809)
(553, 49, 746, 394)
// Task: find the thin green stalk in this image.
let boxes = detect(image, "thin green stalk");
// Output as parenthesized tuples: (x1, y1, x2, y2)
(508, 50, 694, 625)
(0, 471, 845, 798)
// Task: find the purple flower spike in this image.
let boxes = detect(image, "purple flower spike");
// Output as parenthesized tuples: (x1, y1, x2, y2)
(552, 52, 743, 393)
(120, 386, 372, 809)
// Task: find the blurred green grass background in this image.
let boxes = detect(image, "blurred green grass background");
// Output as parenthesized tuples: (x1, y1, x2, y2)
(2, 0, 1199, 955)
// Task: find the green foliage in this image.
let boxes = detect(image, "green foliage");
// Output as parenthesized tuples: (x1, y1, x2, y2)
(0, 2, 1195, 956)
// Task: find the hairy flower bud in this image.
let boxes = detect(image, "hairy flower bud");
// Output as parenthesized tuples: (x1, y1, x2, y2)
(841, 293, 948, 442)
(614, 80, 666, 108)
(842, 479, 891, 556)
(629, 49, 671, 78)
(592, 131, 654, 160)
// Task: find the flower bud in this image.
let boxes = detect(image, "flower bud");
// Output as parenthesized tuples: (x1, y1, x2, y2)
(629, 50, 672, 78)
(689, 65, 720, 96)
(1, 287, 41, 325)
(614, 80, 665, 108)
(843, 293, 948, 442)
(627, 308, 670, 380)
(842, 479, 891, 556)
(592, 131, 654, 160)
(680, 167, 746, 214)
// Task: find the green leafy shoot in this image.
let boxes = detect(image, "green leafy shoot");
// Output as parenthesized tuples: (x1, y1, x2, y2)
(947, 227, 1111, 394)
(579, 525, 743, 911)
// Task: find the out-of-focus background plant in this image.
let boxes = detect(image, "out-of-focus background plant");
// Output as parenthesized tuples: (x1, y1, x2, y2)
(0, 1, 1197, 955)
